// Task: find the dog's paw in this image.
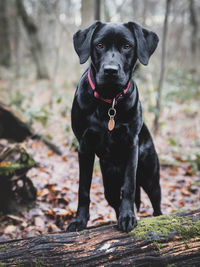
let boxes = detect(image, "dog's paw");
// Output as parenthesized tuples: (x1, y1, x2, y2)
(66, 218, 87, 232)
(118, 210, 137, 232)
(153, 210, 162, 216)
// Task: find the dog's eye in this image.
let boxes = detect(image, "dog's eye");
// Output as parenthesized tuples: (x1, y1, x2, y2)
(96, 43, 104, 49)
(124, 44, 131, 50)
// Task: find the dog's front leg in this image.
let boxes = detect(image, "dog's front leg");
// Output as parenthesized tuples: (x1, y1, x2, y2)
(66, 151, 95, 232)
(118, 138, 138, 232)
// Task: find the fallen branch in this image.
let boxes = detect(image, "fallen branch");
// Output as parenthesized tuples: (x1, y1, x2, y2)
(0, 209, 199, 266)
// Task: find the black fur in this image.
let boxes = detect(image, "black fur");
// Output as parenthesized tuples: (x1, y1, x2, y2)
(67, 21, 162, 233)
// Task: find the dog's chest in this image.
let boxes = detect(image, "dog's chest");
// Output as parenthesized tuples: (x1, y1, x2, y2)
(80, 110, 133, 160)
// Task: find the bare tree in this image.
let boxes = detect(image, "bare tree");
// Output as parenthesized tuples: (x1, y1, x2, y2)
(153, 0, 172, 134)
(16, 0, 49, 79)
(0, 1, 11, 67)
(189, 0, 199, 65)
(94, 0, 101, 21)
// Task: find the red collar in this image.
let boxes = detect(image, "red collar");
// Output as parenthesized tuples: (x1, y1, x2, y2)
(88, 69, 131, 105)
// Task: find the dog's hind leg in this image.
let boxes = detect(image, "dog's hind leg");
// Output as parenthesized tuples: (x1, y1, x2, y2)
(135, 184, 141, 212)
(100, 159, 122, 219)
(137, 159, 162, 216)
(142, 178, 162, 216)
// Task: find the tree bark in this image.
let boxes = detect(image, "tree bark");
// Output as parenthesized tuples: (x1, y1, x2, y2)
(16, 0, 49, 79)
(189, 0, 199, 67)
(0, 1, 11, 67)
(94, 0, 101, 21)
(153, 0, 171, 134)
(0, 209, 200, 266)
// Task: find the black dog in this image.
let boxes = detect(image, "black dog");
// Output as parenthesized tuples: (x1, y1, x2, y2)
(67, 21, 162, 233)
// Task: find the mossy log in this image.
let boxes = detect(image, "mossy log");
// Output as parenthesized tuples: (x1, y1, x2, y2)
(0, 144, 37, 212)
(0, 209, 200, 266)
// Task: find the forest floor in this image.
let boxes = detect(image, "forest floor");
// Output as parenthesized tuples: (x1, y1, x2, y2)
(0, 67, 200, 241)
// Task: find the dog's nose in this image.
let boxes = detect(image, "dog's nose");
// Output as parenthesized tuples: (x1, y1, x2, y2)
(104, 65, 119, 76)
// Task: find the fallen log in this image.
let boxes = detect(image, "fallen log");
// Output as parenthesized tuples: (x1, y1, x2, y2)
(0, 209, 200, 266)
(0, 103, 32, 142)
(0, 144, 37, 213)
(0, 102, 62, 155)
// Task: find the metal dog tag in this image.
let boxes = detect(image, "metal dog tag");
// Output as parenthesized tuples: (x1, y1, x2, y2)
(108, 118, 115, 131)
(108, 99, 116, 131)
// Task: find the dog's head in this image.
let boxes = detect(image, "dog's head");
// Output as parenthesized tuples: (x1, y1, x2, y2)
(73, 21, 159, 97)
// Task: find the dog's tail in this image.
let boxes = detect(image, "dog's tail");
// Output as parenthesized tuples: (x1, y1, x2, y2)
(135, 184, 141, 212)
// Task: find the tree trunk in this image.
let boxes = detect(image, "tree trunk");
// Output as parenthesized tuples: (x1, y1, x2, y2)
(12, 0, 21, 78)
(94, 0, 101, 21)
(81, 0, 94, 28)
(153, 0, 171, 134)
(16, 0, 49, 79)
(0, 209, 200, 266)
(132, 0, 138, 20)
(0, 0, 11, 67)
(189, 0, 199, 68)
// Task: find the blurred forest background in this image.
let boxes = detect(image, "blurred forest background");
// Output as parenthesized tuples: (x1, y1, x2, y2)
(0, 0, 200, 241)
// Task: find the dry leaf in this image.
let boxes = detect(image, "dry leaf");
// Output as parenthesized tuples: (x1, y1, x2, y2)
(181, 188, 191, 197)
(4, 225, 17, 234)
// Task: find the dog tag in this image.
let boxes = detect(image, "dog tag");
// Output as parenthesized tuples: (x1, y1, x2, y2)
(108, 99, 116, 131)
(108, 118, 115, 131)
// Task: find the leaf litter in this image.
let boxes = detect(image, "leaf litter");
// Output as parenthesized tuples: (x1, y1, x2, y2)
(0, 101, 199, 242)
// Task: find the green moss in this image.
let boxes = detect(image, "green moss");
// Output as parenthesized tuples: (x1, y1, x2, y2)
(153, 241, 163, 253)
(0, 245, 12, 250)
(0, 158, 35, 176)
(79, 229, 87, 234)
(13, 259, 23, 267)
(171, 208, 187, 214)
(32, 258, 47, 267)
(131, 215, 200, 242)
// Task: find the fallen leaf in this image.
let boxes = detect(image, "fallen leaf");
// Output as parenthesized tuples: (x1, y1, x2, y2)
(140, 212, 148, 217)
(48, 150, 53, 157)
(4, 225, 17, 234)
(181, 188, 191, 197)
(34, 217, 45, 230)
(48, 223, 60, 233)
(62, 155, 68, 162)
(0, 161, 10, 166)
(6, 215, 24, 223)
(179, 199, 185, 208)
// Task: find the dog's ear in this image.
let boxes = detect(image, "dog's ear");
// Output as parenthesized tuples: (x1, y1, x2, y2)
(73, 21, 101, 64)
(126, 22, 159, 65)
